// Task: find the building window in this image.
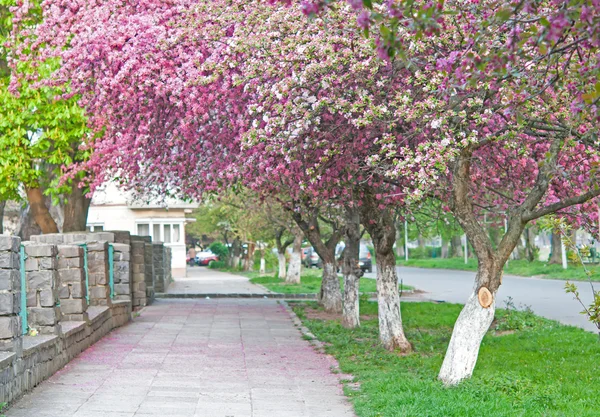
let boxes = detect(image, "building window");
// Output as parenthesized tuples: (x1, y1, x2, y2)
(164, 224, 171, 243)
(173, 224, 180, 243)
(138, 223, 150, 236)
(86, 224, 104, 232)
(153, 224, 161, 241)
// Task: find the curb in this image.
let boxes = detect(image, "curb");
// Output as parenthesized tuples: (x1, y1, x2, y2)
(155, 292, 318, 299)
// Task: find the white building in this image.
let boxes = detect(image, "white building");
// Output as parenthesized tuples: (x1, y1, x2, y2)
(86, 184, 197, 277)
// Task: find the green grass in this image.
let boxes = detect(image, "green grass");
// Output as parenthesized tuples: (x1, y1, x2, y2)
(292, 300, 600, 417)
(246, 269, 412, 294)
(398, 257, 600, 282)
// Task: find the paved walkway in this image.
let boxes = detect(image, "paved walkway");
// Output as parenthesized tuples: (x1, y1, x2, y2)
(167, 267, 268, 295)
(6, 299, 354, 417)
(366, 266, 598, 332)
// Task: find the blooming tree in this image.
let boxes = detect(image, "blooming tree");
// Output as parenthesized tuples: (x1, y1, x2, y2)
(15, 0, 600, 384)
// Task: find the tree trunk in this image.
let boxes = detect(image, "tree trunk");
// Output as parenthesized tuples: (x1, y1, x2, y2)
(25, 187, 58, 234)
(341, 206, 362, 329)
(438, 262, 500, 385)
(62, 182, 92, 232)
(450, 235, 463, 257)
(320, 261, 342, 313)
(290, 208, 342, 314)
(417, 234, 425, 248)
(0, 200, 5, 234)
(396, 222, 405, 258)
(376, 249, 411, 352)
(277, 253, 286, 279)
(230, 238, 241, 269)
(286, 232, 302, 284)
(441, 239, 449, 258)
(361, 195, 411, 352)
(16, 204, 42, 240)
(549, 232, 562, 264)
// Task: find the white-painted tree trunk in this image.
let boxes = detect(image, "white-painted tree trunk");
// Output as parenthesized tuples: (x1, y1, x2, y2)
(320, 262, 343, 313)
(342, 271, 360, 328)
(277, 253, 286, 279)
(438, 290, 496, 385)
(232, 255, 240, 270)
(260, 257, 266, 275)
(377, 258, 411, 352)
(286, 235, 302, 284)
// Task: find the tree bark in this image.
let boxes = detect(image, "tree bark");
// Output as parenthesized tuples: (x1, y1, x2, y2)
(549, 232, 562, 264)
(25, 187, 58, 234)
(277, 253, 287, 279)
(361, 194, 411, 352)
(524, 227, 537, 262)
(438, 262, 500, 385)
(230, 238, 241, 269)
(341, 206, 362, 329)
(290, 208, 342, 313)
(441, 239, 449, 258)
(450, 235, 463, 257)
(320, 261, 342, 313)
(395, 221, 405, 258)
(62, 182, 91, 232)
(286, 231, 302, 284)
(0, 200, 5, 234)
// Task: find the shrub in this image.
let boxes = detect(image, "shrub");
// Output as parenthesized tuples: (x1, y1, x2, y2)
(208, 260, 226, 269)
(209, 242, 229, 259)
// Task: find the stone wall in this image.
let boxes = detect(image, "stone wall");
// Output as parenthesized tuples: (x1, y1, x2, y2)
(144, 241, 155, 302)
(0, 236, 21, 355)
(130, 237, 147, 308)
(23, 244, 60, 335)
(0, 231, 170, 406)
(153, 243, 166, 293)
(57, 245, 88, 322)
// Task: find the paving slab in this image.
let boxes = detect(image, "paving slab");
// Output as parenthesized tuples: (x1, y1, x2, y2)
(5, 299, 355, 417)
(166, 267, 269, 295)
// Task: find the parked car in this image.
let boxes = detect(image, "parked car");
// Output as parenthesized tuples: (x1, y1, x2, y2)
(358, 243, 372, 273)
(303, 246, 322, 268)
(195, 250, 219, 266)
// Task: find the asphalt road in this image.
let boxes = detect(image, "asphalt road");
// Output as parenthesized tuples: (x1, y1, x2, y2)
(364, 266, 599, 333)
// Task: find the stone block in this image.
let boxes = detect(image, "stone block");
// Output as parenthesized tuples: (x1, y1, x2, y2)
(86, 242, 108, 251)
(0, 293, 18, 315)
(24, 244, 56, 257)
(0, 270, 20, 291)
(88, 251, 106, 262)
(29, 308, 58, 326)
(90, 286, 109, 300)
(58, 269, 83, 284)
(0, 252, 19, 269)
(87, 259, 107, 272)
(27, 270, 54, 290)
(131, 235, 151, 243)
(58, 257, 82, 269)
(57, 245, 81, 257)
(88, 232, 115, 242)
(27, 291, 37, 307)
(59, 299, 86, 315)
(39, 289, 56, 307)
(114, 284, 131, 295)
(132, 263, 144, 274)
(38, 257, 57, 270)
(62, 233, 87, 243)
(24, 257, 38, 271)
(0, 316, 19, 339)
(0, 236, 20, 252)
(109, 231, 131, 244)
(112, 243, 130, 253)
(58, 286, 70, 299)
(71, 283, 86, 299)
(117, 252, 130, 262)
